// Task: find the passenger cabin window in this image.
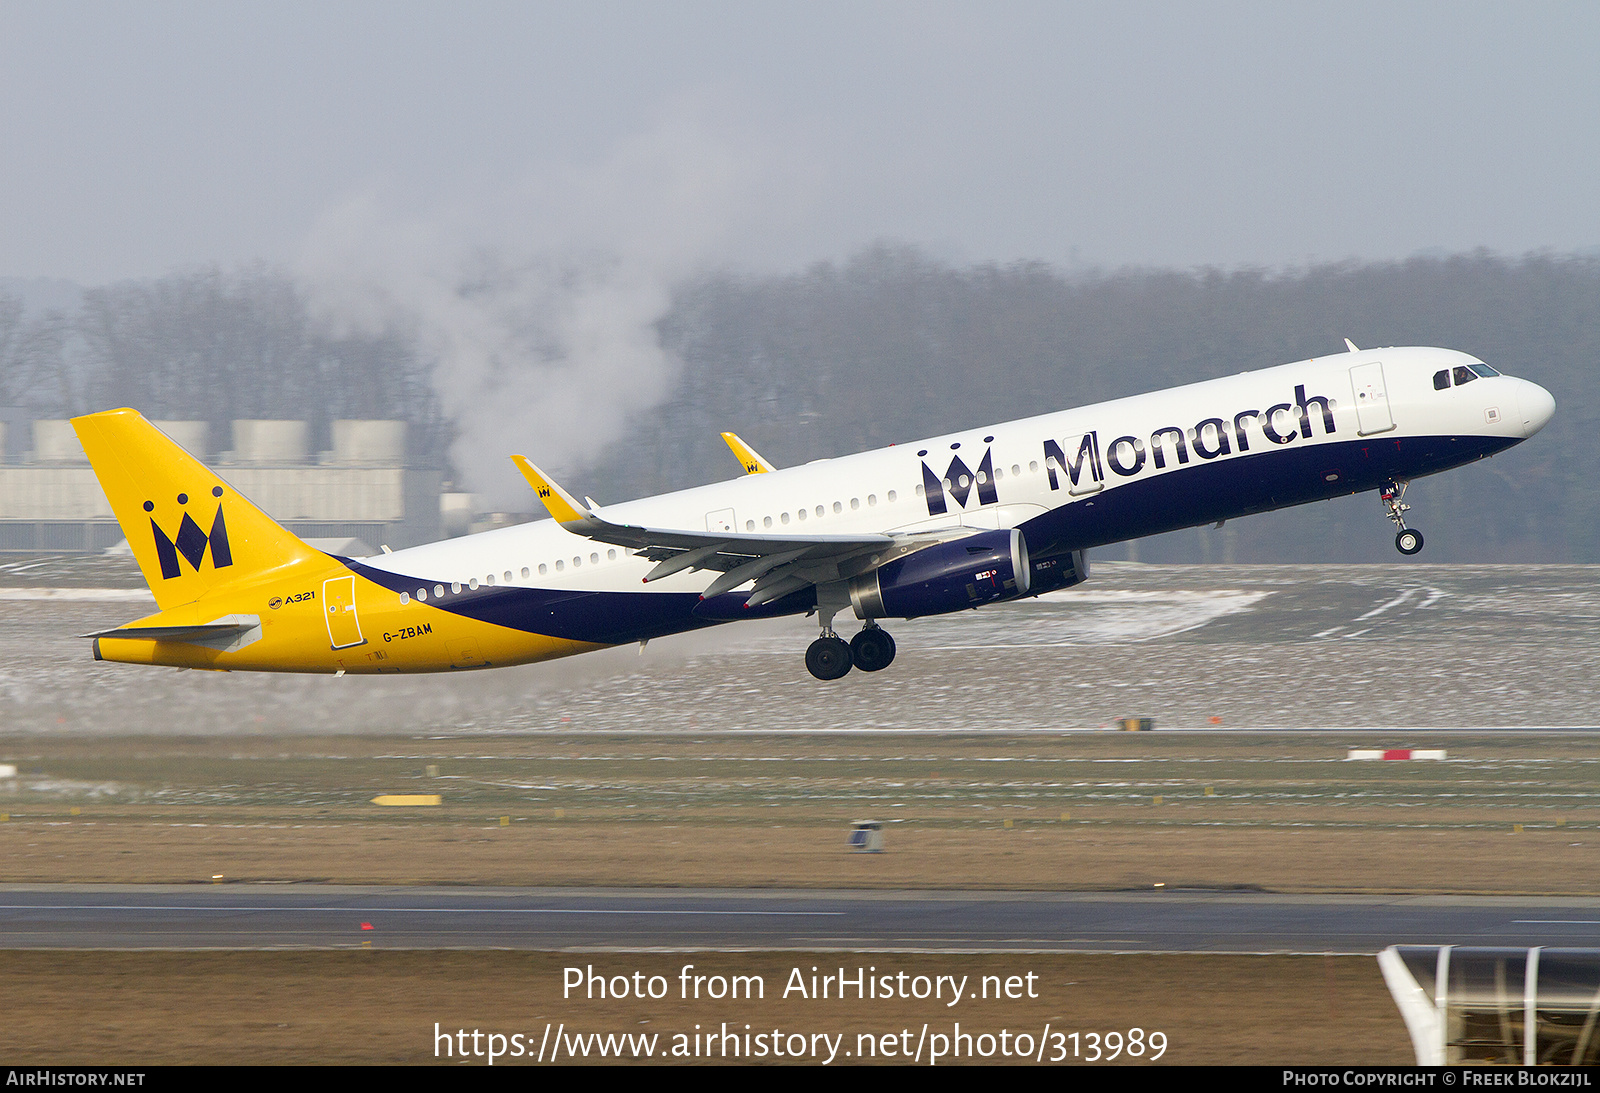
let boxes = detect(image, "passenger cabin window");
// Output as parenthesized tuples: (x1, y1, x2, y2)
(1434, 370, 1450, 390)
(1453, 365, 1478, 386)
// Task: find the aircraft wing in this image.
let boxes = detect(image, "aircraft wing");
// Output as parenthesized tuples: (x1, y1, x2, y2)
(512, 456, 957, 606)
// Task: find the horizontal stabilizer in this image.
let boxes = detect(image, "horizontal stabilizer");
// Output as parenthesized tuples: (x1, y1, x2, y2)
(84, 614, 262, 652)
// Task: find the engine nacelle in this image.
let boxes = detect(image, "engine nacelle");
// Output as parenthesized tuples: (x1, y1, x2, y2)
(850, 528, 1031, 620)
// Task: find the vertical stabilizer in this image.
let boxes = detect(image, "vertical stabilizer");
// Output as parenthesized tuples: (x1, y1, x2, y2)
(72, 408, 322, 610)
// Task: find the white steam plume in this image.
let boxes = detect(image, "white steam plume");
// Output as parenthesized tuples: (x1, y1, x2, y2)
(296, 113, 786, 509)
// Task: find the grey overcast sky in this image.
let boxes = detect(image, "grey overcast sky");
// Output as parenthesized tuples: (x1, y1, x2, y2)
(2, 0, 1597, 283)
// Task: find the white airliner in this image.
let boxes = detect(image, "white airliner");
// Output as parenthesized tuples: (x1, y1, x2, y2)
(74, 342, 1554, 680)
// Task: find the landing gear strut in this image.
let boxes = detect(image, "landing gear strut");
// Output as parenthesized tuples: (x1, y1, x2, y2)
(1381, 480, 1424, 556)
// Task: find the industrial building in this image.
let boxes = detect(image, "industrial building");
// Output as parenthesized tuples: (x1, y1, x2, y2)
(0, 418, 444, 553)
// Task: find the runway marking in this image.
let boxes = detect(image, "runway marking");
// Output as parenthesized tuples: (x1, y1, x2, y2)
(1356, 588, 1418, 621)
(1512, 919, 1600, 924)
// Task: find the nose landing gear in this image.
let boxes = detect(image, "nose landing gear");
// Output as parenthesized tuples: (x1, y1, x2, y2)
(1382, 480, 1424, 556)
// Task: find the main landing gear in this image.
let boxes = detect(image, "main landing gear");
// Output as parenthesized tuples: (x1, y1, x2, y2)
(850, 624, 896, 672)
(805, 633, 852, 680)
(805, 619, 897, 681)
(1381, 480, 1424, 556)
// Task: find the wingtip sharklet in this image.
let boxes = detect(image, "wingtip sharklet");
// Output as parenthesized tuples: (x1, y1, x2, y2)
(510, 455, 591, 525)
(720, 431, 776, 475)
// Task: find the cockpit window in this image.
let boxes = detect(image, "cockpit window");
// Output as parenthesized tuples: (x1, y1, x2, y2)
(1433, 370, 1450, 390)
(1468, 363, 1500, 378)
(1453, 365, 1478, 386)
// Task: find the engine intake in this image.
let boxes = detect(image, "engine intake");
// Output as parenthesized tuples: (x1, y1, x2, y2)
(850, 528, 1031, 620)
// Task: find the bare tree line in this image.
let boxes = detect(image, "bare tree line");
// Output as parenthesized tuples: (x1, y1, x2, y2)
(1, 267, 448, 464)
(0, 293, 70, 411)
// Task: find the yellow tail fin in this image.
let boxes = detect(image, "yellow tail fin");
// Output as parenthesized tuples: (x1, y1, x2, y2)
(72, 408, 322, 610)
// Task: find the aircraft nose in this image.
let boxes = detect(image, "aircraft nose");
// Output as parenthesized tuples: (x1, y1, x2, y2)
(1515, 379, 1556, 437)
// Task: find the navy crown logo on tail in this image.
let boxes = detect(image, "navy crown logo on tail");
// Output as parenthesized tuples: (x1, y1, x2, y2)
(147, 488, 233, 579)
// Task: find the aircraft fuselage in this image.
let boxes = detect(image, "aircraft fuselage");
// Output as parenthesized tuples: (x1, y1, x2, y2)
(81, 345, 1555, 677)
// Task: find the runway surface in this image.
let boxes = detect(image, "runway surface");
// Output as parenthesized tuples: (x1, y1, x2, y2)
(4, 885, 1600, 952)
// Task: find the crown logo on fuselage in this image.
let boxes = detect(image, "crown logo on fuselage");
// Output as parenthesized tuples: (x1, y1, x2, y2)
(921, 447, 999, 516)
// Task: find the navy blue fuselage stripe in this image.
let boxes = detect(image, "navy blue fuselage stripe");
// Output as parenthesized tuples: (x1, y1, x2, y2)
(341, 559, 816, 646)
(1017, 431, 1516, 555)
(344, 432, 1515, 646)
